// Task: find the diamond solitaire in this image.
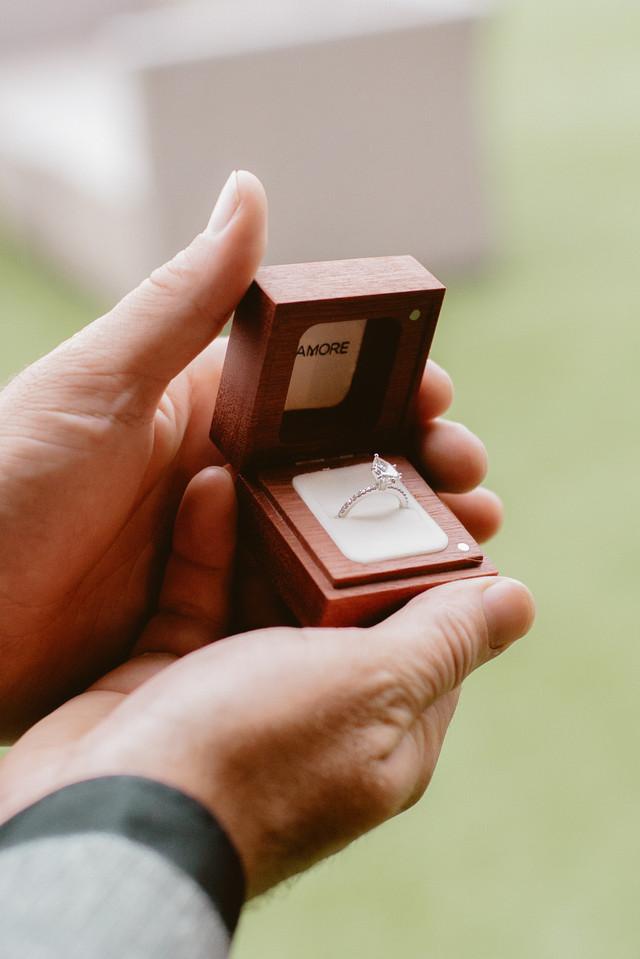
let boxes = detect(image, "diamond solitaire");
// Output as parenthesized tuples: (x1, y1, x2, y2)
(337, 455, 409, 518)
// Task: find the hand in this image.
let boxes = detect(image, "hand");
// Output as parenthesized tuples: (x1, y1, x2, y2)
(0, 569, 534, 899)
(0, 172, 267, 737)
(411, 360, 503, 544)
(0, 165, 499, 739)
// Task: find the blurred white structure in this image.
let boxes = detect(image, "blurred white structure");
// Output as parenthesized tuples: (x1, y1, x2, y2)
(0, 0, 162, 52)
(0, 0, 490, 298)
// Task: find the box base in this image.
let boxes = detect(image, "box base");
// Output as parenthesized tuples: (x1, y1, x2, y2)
(237, 458, 498, 627)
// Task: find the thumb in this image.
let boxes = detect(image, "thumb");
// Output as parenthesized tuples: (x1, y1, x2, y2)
(103, 170, 268, 403)
(8, 171, 267, 421)
(369, 576, 535, 702)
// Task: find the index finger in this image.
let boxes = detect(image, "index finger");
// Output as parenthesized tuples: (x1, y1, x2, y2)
(414, 360, 454, 423)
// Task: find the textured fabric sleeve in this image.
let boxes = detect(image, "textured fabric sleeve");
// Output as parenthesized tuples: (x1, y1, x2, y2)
(0, 776, 246, 959)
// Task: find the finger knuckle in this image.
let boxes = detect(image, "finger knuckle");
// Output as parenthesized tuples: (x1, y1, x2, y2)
(427, 604, 482, 692)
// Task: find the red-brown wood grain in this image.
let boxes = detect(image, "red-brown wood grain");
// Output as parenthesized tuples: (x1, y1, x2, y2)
(211, 257, 497, 626)
(211, 256, 444, 470)
(258, 454, 484, 587)
(237, 471, 497, 627)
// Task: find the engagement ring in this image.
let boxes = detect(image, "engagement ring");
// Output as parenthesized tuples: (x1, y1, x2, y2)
(337, 455, 409, 518)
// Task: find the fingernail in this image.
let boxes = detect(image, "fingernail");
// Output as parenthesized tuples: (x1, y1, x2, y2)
(222, 462, 238, 482)
(206, 171, 240, 234)
(482, 578, 535, 650)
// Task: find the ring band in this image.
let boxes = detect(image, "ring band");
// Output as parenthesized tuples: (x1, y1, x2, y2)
(337, 455, 409, 518)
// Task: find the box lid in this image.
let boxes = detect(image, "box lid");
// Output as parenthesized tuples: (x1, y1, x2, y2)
(210, 256, 445, 471)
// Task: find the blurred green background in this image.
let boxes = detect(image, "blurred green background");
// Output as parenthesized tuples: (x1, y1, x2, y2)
(1, 0, 640, 955)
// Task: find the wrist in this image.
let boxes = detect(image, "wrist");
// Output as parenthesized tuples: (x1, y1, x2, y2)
(0, 775, 246, 929)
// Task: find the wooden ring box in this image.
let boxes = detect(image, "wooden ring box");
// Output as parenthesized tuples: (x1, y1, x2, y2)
(210, 256, 497, 626)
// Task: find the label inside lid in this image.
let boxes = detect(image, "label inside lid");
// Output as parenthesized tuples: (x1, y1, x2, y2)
(284, 319, 366, 411)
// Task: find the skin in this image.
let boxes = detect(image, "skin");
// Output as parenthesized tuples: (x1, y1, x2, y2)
(0, 573, 533, 899)
(0, 171, 267, 736)
(0, 171, 534, 897)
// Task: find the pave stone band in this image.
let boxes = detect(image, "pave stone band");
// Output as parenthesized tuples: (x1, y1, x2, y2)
(337, 455, 409, 518)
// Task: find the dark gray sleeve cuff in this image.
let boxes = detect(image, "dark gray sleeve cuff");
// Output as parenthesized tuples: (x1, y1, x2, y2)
(0, 776, 245, 935)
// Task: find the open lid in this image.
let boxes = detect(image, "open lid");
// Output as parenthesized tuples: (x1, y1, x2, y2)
(210, 256, 445, 471)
